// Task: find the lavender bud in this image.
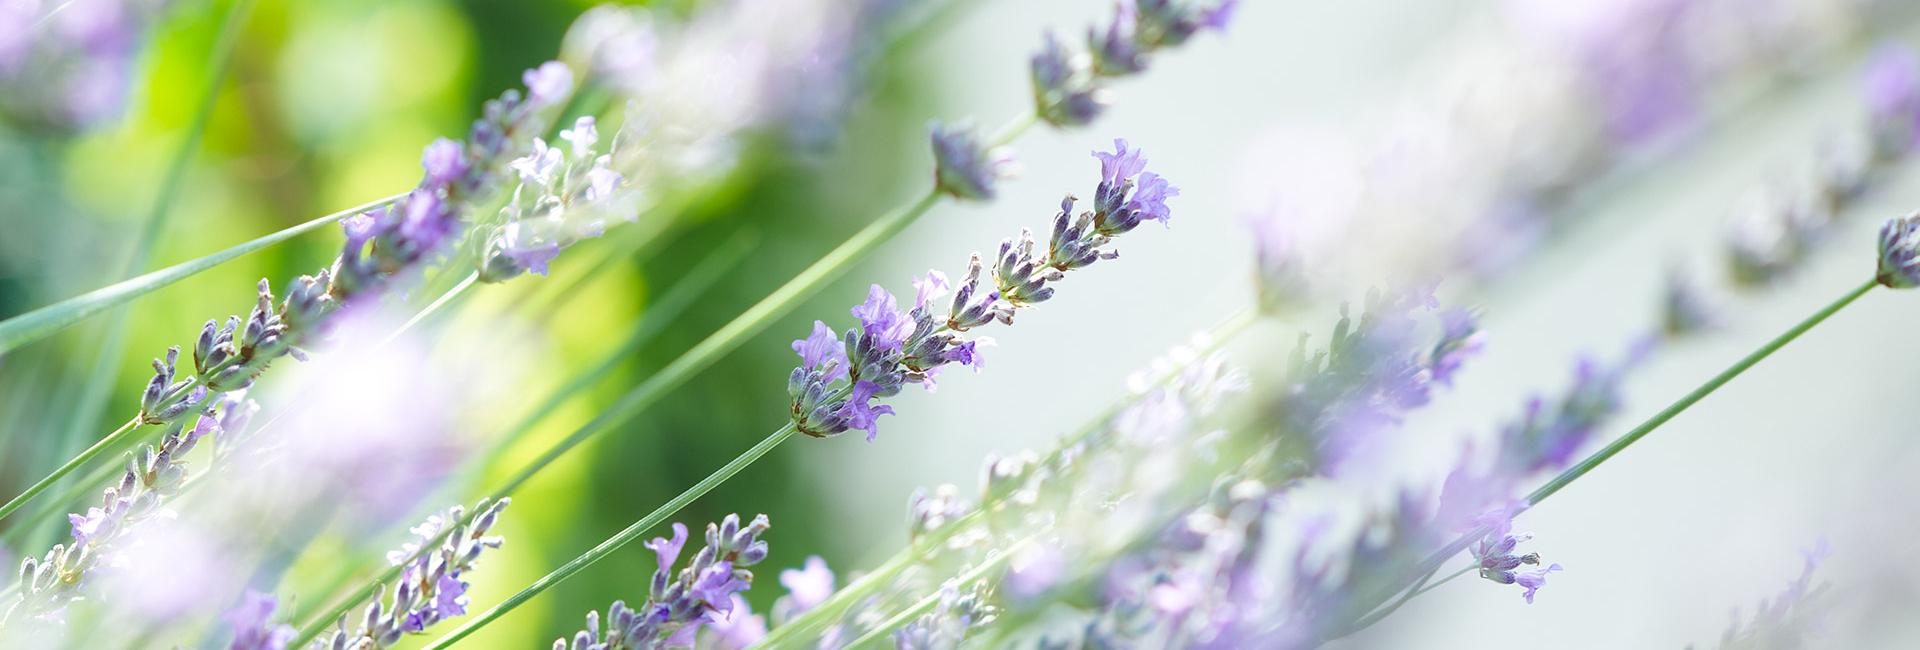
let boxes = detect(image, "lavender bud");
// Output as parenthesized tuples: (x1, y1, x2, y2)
(1879, 214, 1920, 288)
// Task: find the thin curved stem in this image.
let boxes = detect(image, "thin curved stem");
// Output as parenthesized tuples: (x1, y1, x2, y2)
(0, 193, 402, 356)
(0, 416, 140, 525)
(1343, 563, 1474, 635)
(1359, 277, 1879, 633)
(419, 424, 801, 649)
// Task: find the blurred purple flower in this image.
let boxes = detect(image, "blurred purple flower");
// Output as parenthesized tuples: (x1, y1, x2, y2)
(778, 556, 835, 616)
(224, 590, 294, 650)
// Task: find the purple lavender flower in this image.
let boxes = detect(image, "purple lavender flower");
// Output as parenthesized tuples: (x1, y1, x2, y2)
(1429, 308, 1484, 386)
(1714, 541, 1833, 647)
(931, 122, 1014, 201)
(852, 285, 913, 352)
(224, 590, 295, 650)
(1515, 563, 1563, 604)
(421, 138, 468, 187)
(322, 499, 509, 648)
(841, 380, 896, 442)
(1031, 31, 1107, 127)
(646, 522, 690, 588)
(1865, 45, 1920, 159)
(791, 320, 850, 383)
(788, 137, 1177, 442)
(706, 595, 767, 649)
(67, 507, 108, 545)
(776, 556, 836, 619)
(1877, 214, 1920, 289)
(556, 514, 770, 650)
(523, 61, 577, 109)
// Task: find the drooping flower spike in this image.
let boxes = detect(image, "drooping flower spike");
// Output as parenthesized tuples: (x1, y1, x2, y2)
(1876, 213, 1920, 289)
(789, 139, 1180, 441)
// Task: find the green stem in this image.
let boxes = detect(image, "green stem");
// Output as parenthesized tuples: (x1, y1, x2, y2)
(0, 416, 140, 525)
(1343, 563, 1473, 634)
(0, 192, 401, 356)
(1369, 277, 1879, 631)
(419, 425, 801, 649)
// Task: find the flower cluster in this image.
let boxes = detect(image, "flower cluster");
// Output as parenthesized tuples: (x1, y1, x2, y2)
(224, 590, 294, 650)
(5, 395, 256, 624)
(318, 498, 509, 649)
(554, 514, 770, 649)
(1876, 213, 1920, 289)
(1711, 542, 1832, 648)
(929, 121, 1016, 202)
(1467, 513, 1561, 604)
(1030, 0, 1236, 127)
(124, 60, 573, 442)
(0, 0, 167, 129)
(892, 580, 999, 650)
(343, 61, 577, 291)
(478, 114, 635, 281)
(788, 139, 1179, 441)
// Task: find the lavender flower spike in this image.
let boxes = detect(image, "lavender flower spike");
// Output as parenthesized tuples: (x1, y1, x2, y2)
(787, 138, 1178, 441)
(320, 498, 510, 649)
(1468, 513, 1560, 604)
(1029, 0, 1233, 127)
(931, 121, 1016, 201)
(555, 514, 771, 650)
(1877, 214, 1920, 288)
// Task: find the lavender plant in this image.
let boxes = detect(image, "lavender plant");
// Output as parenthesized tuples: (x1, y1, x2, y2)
(314, 498, 509, 649)
(551, 514, 769, 650)
(418, 136, 1184, 648)
(1, 394, 256, 631)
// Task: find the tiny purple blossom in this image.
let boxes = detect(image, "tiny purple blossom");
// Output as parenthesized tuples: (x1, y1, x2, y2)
(342, 211, 378, 247)
(913, 270, 951, 312)
(691, 561, 749, 609)
(435, 574, 469, 618)
(586, 164, 623, 203)
(523, 61, 575, 108)
(69, 507, 107, 544)
(1204, 0, 1240, 30)
(1126, 171, 1179, 225)
(839, 380, 896, 442)
(792, 320, 849, 382)
(510, 138, 563, 186)
(706, 595, 767, 650)
(1877, 214, 1920, 289)
(421, 138, 467, 187)
(1517, 563, 1563, 604)
(501, 222, 562, 276)
(1094, 138, 1148, 186)
(942, 339, 986, 371)
(851, 285, 912, 351)
(559, 116, 599, 158)
(779, 556, 836, 615)
(1866, 45, 1920, 149)
(224, 590, 294, 650)
(644, 522, 689, 576)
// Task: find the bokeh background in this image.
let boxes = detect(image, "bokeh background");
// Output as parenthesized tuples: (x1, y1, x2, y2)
(4, 0, 1920, 647)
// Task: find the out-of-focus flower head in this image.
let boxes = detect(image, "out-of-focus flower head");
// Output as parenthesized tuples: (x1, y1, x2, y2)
(1877, 214, 1920, 289)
